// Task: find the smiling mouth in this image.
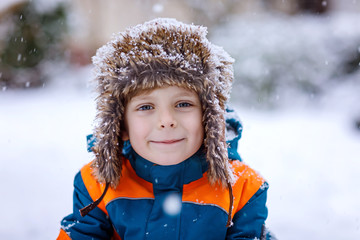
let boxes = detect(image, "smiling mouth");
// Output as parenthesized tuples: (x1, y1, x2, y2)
(151, 139, 185, 144)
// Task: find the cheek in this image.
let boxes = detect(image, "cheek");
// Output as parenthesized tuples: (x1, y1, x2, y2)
(190, 113, 204, 141)
(196, 123, 205, 140)
(127, 117, 150, 140)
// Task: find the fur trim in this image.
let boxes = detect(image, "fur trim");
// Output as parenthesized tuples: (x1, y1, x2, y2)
(91, 18, 234, 188)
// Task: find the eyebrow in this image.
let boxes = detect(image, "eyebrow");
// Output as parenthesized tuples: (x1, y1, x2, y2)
(131, 89, 197, 101)
(173, 91, 197, 98)
(131, 94, 153, 102)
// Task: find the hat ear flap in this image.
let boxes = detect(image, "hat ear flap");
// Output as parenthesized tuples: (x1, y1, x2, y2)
(92, 92, 124, 188)
(201, 88, 233, 187)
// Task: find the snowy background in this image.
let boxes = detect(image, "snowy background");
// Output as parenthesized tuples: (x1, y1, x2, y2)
(1, 5, 360, 240)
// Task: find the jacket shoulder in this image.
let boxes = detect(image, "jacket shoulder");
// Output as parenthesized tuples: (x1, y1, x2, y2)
(81, 159, 154, 208)
(80, 161, 108, 214)
(230, 160, 266, 213)
(230, 160, 264, 183)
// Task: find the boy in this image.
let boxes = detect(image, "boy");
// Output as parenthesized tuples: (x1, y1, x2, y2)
(58, 18, 270, 240)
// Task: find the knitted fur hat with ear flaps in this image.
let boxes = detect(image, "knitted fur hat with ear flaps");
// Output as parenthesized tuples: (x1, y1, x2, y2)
(91, 18, 235, 188)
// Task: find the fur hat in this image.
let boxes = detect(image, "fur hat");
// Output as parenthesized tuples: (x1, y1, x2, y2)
(91, 18, 235, 188)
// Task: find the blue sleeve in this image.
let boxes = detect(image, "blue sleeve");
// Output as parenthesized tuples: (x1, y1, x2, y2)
(226, 183, 269, 239)
(60, 172, 113, 240)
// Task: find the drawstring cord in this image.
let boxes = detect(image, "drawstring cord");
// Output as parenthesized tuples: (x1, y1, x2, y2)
(79, 182, 110, 217)
(226, 181, 234, 227)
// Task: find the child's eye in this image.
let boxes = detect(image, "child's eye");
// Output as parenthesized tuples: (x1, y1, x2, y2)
(138, 105, 153, 111)
(176, 102, 191, 108)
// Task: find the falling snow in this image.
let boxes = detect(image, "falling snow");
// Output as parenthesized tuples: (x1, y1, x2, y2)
(0, 9, 360, 240)
(163, 193, 182, 216)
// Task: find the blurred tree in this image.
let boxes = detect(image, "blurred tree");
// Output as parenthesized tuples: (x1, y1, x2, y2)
(297, 0, 330, 14)
(355, 118, 360, 131)
(263, 0, 331, 15)
(0, 1, 68, 89)
(183, 0, 240, 30)
(342, 45, 360, 75)
(212, 13, 360, 109)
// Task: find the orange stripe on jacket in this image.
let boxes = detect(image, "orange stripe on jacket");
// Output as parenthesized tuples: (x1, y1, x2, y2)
(80, 162, 108, 214)
(81, 158, 263, 220)
(231, 161, 265, 215)
(183, 172, 230, 213)
(57, 229, 71, 240)
(81, 159, 145, 240)
(81, 158, 154, 212)
(111, 231, 122, 240)
(183, 161, 264, 218)
(103, 158, 154, 202)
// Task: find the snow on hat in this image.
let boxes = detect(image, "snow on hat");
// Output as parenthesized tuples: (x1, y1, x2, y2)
(91, 18, 235, 188)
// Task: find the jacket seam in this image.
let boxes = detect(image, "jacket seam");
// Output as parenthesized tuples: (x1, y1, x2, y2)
(182, 201, 228, 215)
(106, 197, 155, 207)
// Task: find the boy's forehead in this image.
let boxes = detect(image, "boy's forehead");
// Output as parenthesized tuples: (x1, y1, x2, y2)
(128, 85, 198, 101)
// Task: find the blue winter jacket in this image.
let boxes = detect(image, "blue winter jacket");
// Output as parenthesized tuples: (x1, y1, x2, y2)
(58, 108, 269, 239)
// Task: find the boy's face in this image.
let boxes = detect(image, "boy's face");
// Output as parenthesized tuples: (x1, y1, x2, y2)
(123, 85, 204, 165)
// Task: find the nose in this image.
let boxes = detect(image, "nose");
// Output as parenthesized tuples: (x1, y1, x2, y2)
(158, 109, 177, 129)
